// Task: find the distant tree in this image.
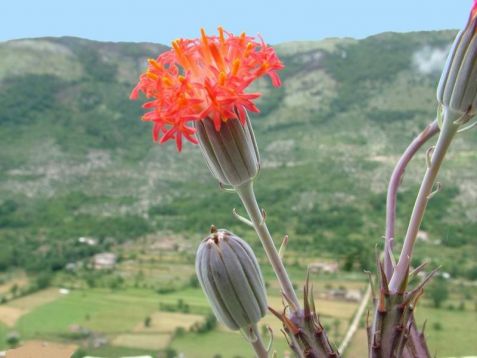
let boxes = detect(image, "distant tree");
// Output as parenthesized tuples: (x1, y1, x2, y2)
(189, 275, 200, 288)
(177, 299, 189, 313)
(71, 348, 87, 358)
(9, 284, 18, 296)
(85, 273, 97, 288)
(144, 316, 151, 327)
(174, 327, 186, 337)
(428, 278, 449, 308)
(199, 314, 217, 333)
(108, 275, 124, 290)
(35, 271, 53, 290)
(6, 332, 20, 348)
(163, 348, 177, 358)
(466, 265, 477, 281)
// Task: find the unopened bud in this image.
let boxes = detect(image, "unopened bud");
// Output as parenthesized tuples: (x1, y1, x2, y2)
(437, 1, 477, 116)
(194, 113, 260, 187)
(195, 227, 267, 330)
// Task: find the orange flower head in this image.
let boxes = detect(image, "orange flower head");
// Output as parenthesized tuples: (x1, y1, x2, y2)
(130, 27, 284, 151)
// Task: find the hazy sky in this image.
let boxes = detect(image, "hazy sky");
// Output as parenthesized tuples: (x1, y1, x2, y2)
(0, 0, 473, 45)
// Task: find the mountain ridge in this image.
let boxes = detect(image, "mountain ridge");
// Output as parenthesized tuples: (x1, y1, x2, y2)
(0, 30, 475, 277)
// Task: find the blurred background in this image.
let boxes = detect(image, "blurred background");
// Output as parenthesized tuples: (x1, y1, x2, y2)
(0, 1, 476, 357)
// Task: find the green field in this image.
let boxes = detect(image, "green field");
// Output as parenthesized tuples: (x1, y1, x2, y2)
(0, 244, 475, 357)
(0, 276, 473, 357)
(15, 289, 158, 336)
(416, 305, 477, 356)
(171, 330, 290, 358)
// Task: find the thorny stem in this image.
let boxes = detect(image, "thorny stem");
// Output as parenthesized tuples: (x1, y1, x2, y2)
(249, 324, 269, 358)
(389, 111, 460, 293)
(383, 120, 440, 279)
(236, 180, 301, 312)
(402, 318, 432, 358)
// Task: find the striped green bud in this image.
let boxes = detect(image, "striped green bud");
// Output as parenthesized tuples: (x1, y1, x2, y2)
(195, 227, 267, 330)
(194, 113, 260, 187)
(437, 3, 477, 116)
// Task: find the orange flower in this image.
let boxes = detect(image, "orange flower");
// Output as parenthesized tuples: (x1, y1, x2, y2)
(130, 28, 284, 151)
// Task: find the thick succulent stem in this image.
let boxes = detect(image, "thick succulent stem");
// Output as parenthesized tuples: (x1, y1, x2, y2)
(236, 181, 301, 312)
(369, 291, 411, 358)
(389, 112, 459, 293)
(270, 273, 340, 357)
(249, 325, 269, 358)
(384, 120, 439, 279)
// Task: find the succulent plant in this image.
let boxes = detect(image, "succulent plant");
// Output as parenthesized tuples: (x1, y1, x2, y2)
(368, 259, 434, 358)
(270, 274, 339, 358)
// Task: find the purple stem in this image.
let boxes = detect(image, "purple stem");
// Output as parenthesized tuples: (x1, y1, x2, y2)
(383, 120, 439, 279)
(389, 112, 459, 293)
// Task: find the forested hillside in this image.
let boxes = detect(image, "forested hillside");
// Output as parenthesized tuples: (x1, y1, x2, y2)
(0, 31, 476, 278)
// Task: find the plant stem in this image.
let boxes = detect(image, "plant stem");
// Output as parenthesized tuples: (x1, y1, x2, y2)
(338, 284, 371, 354)
(388, 112, 460, 293)
(236, 180, 301, 311)
(249, 324, 269, 358)
(383, 120, 439, 279)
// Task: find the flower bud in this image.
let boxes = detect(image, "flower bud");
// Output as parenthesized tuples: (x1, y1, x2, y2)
(194, 113, 260, 187)
(195, 227, 267, 331)
(437, 1, 477, 115)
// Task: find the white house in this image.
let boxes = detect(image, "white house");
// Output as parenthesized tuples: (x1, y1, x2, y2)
(92, 253, 117, 270)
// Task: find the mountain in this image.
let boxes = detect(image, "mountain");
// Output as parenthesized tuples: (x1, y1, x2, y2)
(0, 32, 476, 277)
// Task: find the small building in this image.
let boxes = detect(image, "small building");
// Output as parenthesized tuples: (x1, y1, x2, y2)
(328, 288, 347, 300)
(308, 261, 339, 274)
(59, 288, 70, 295)
(78, 237, 98, 246)
(65, 262, 77, 271)
(441, 272, 451, 280)
(417, 230, 430, 242)
(150, 239, 178, 251)
(90, 334, 108, 348)
(92, 253, 117, 270)
(68, 324, 91, 338)
(345, 290, 363, 302)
